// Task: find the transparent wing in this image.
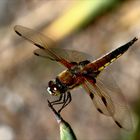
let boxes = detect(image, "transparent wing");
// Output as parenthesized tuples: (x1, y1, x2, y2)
(14, 25, 72, 68)
(82, 73, 132, 130)
(34, 48, 91, 63)
(97, 68, 133, 130)
(83, 80, 115, 116)
(97, 80, 132, 130)
(14, 25, 53, 49)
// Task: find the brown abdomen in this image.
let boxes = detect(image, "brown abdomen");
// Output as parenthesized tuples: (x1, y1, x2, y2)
(83, 37, 137, 73)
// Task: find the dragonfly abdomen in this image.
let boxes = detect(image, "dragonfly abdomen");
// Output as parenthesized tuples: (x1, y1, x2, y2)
(99, 37, 138, 71)
(84, 37, 138, 74)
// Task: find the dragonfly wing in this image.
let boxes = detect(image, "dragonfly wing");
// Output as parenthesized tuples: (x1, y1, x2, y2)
(83, 80, 115, 116)
(34, 49, 58, 61)
(14, 25, 53, 49)
(97, 69, 133, 130)
(34, 48, 91, 63)
(83, 73, 132, 130)
(14, 25, 72, 68)
(97, 81, 132, 130)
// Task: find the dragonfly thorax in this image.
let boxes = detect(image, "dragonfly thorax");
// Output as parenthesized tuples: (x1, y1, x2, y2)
(70, 60, 91, 75)
(70, 65, 82, 75)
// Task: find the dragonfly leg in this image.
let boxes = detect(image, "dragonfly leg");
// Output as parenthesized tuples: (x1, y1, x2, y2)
(58, 92, 72, 113)
(62, 92, 72, 108)
(51, 93, 65, 105)
(49, 92, 72, 113)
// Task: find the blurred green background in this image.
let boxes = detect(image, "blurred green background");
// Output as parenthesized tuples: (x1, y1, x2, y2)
(0, 0, 140, 140)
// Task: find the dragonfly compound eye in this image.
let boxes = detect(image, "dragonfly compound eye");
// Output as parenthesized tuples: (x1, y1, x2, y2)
(47, 82, 60, 96)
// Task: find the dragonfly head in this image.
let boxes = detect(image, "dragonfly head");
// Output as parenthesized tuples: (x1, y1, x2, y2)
(47, 80, 61, 96)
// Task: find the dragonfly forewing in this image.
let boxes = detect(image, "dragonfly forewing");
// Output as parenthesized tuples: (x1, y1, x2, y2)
(14, 25, 73, 68)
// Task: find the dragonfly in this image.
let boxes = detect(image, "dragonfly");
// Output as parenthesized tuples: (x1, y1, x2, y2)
(14, 25, 138, 130)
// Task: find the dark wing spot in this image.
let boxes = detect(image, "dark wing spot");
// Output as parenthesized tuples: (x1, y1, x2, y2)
(34, 43, 45, 49)
(15, 30, 22, 36)
(89, 92, 94, 99)
(34, 52, 39, 56)
(115, 121, 123, 128)
(97, 108, 103, 114)
(101, 96, 107, 107)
